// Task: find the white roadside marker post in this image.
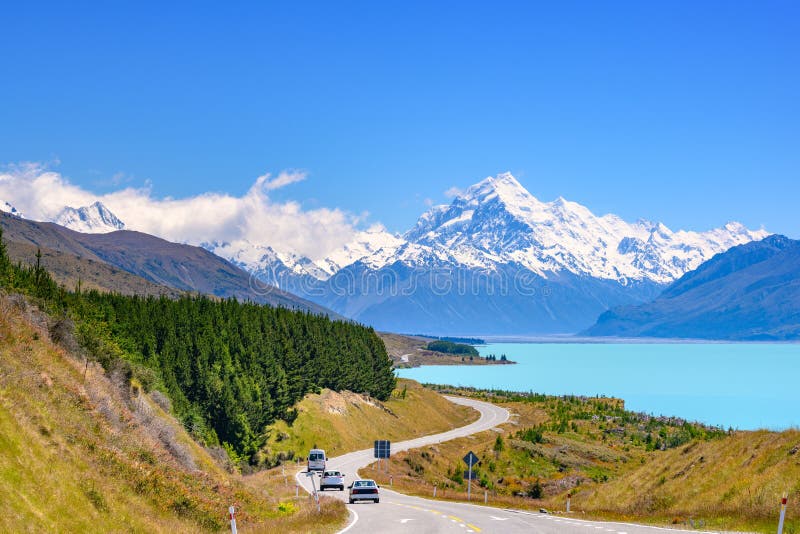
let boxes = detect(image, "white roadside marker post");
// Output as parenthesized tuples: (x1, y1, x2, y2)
(433, 485, 437, 498)
(778, 493, 788, 534)
(484, 490, 487, 504)
(567, 492, 571, 513)
(229, 505, 237, 534)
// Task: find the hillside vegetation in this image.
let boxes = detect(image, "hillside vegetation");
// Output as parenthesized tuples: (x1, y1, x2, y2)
(362, 386, 798, 533)
(0, 292, 347, 533)
(426, 340, 479, 356)
(261, 379, 477, 461)
(380, 332, 513, 367)
(0, 229, 395, 466)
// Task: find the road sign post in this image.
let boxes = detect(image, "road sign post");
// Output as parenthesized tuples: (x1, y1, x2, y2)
(778, 493, 788, 534)
(463, 451, 479, 501)
(306, 471, 321, 513)
(374, 440, 391, 473)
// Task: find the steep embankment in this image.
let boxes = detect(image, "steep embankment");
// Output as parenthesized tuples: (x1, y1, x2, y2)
(0, 293, 347, 533)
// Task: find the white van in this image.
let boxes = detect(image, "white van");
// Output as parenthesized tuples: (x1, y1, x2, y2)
(307, 448, 327, 472)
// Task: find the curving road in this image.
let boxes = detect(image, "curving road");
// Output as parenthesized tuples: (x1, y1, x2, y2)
(296, 396, 729, 534)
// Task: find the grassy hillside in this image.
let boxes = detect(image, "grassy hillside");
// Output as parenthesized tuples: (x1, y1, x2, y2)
(0, 293, 347, 533)
(586, 429, 800, 526)
(362, 386, 798, 533)
(261, 379, 478, 460)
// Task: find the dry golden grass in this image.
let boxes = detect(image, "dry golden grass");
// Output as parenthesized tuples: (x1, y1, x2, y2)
(261, 378, 478, 460)
(578, 429, 800, 531)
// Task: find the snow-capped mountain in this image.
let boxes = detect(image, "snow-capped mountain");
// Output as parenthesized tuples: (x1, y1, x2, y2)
(244, 172, 765, 334)
(54, 202, 126, 233)
(398, 173, 766, 284)
(206, 226, 407, 287)
(159, 172, 771, 334)
(0, 200, 23, 218)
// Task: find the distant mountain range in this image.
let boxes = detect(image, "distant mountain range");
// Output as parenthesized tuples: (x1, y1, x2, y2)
(0, 212, 336, 317)
(3, 174, 771, 334)
(585, 234, 800, 340)
(212, 173, 765, 334)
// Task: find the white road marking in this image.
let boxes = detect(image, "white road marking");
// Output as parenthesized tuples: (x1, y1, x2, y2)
(489, 516, 509, 521)
(400, 518, 414, 524)
(336, 508, 360, 534)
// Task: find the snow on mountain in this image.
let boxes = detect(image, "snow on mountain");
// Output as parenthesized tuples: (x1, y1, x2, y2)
(206, 226, 406, 286)
(208, 172, 766, 293)
(204, 239, 330, 283)
(391, 173, 767, 284)
(54, 201, 126, 233)
(0, 200, 23, 218)
(320, 226, 406, 274)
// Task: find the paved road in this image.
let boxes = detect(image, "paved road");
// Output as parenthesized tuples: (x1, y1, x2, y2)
(296, 396, 726, 534)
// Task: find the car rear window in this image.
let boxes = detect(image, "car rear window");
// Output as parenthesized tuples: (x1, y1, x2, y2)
(309, 453, 324, 461)
(354, 480, 375, 487)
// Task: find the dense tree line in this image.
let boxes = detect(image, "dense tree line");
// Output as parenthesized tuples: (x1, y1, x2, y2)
(426, 340, 479, 356)
(0, 230, 395, 461)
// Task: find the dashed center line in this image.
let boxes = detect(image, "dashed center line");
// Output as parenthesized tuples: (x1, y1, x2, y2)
(388, 502, 481, 532)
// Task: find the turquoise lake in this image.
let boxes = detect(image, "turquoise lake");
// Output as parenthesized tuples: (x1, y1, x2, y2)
(395, 343, 800, 430)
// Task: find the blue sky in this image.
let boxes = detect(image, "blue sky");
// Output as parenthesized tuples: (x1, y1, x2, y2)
(1, 1, 798, 236)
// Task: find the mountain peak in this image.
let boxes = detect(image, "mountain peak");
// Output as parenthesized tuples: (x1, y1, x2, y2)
(462, 172, 535, 205)
(55, 201, 125, 234)
(0, 200, 23, 218)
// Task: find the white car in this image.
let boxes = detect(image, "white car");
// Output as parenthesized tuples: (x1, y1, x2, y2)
(348, 479, 380, 504)
(320, 470, 345, 491)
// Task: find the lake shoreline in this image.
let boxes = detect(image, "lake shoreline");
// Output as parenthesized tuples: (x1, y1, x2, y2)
(397, 341, 800, 431)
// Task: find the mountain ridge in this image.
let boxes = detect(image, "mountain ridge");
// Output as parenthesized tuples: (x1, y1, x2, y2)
(4, 173, 768, 334)
(232, 173, 766, 334)
(0, 212, 338, 317)
(585, 234, 800, 340)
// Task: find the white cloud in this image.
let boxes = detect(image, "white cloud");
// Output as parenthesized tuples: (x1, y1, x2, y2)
(444, 186, 463, 198)
(257, 170, 308, 191)
(0, 163, 358, 261)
